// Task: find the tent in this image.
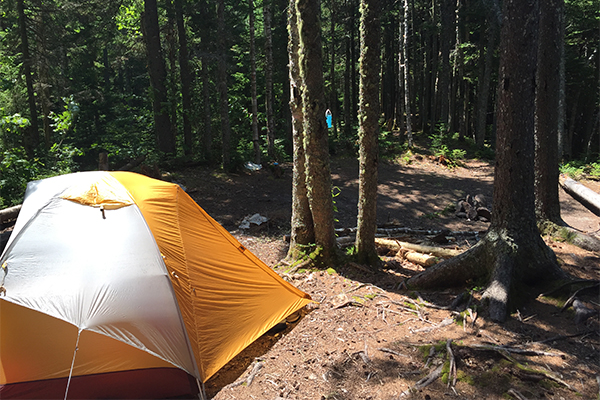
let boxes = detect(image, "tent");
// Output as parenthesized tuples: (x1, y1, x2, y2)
(0, 171, 312, 399)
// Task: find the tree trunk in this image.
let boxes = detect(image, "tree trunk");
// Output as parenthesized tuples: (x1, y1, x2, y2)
(142, 0, 175, 155)
(166, 6, 178, 149)
(38, 8, 52, 149)
(534, 0, 564, 224)
(249, 0, 261, 164)
(355, 0, 381, 266)
(408, 0, 565, 323)
(343, 10, 352, 138)
(174, 0, 194, 156)
(264, 0, 275, 160)
(401, 0, 413, 147)
(217, 0, 231, 170)
(557, 6, 566, 160)
(17, 0, 39, 157)
(296, 0, 337, 265)
(438, 0, 453, 130)
(329, 0, 338, 139)
(475, 2, 499, 148)
(349, 0, 358, 129)
(287, 0, 314, 256)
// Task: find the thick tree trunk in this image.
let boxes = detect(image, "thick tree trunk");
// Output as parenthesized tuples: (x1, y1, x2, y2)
(287, 0, 314, 255)
(174, 0, 194, 156)
(17, 0, 39, 157)
(217, 0, 231, 170)
(249, 0, 261, 164)
(534, 0, 564, 224)
(408, 0, 565, 323)
(264, 0, 275, 160)
(142, 0, 175, 155)
(355, 0, 381, 266)
(296, 0, 337, 265)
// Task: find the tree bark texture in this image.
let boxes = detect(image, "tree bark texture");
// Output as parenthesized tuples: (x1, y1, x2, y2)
(142, 0, 175, 155)
(408, 0, 565, 323)
(355, 0, 381, 266)
(174, 0, 194, 156)
(296, 0, 337, 265)
(287, 0, 314, 255)
(534, 0, 564, 224)
(217, 0, 232, 170)
(249, 0, 261, 164)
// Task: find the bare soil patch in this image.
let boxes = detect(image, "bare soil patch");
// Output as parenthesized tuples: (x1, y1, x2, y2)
(176, 156, 600, 400)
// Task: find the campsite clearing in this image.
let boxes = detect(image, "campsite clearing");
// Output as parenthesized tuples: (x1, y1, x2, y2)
(178, 156, 600, 400)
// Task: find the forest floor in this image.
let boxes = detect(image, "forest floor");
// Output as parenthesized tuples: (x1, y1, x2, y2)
(174, 152, 600, 400)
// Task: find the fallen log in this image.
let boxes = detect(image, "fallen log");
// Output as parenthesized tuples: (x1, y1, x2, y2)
(0, 205, 21, 224)
(403, 251, 438, 267)
(375, 238, 463, 258)
(559, 176, 600, 217)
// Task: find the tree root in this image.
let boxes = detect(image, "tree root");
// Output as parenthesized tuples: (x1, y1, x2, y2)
(407, 228, 566, 322)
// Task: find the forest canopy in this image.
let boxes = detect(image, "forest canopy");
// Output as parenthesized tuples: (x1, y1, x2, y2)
(0, 0, 598, 207)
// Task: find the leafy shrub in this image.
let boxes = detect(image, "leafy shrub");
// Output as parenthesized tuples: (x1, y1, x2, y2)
(0, 147, 40, 207)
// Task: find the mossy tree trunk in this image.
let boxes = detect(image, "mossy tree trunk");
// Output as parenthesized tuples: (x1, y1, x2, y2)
(355, 0, 381, 266)
(295, 0, 337, 266)
(287, 0, 314, 258)
(408, 0, 566, 322)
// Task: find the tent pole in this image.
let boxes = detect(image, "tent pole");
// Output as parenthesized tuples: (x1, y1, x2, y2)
(64, 329, 82, 400)
(196, 378, 207, 400)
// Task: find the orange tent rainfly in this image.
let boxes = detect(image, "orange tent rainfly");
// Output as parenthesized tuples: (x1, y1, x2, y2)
(0, 171, 311, 399)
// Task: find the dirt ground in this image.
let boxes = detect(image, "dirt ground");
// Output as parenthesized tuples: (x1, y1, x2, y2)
(175, 155, 600, 400)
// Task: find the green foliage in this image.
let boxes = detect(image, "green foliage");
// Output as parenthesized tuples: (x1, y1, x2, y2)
(560, 161, 600, 180)
(49, 96, 79, 139)
(0, 148, 39, 208)
(0, 114, 30, 149)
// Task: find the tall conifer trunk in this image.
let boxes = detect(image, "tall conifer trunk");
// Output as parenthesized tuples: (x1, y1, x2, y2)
(408, 0, 565, 323)
(287, 0, 314, 255)
(174, 0, 194, 156)
(296, 0, 337, 265)
(217, 0, 231, 169)
(355, 0, 381, 266)
(535, 0, 564, 224)
(142, 0, 175, 155)
(264, 0, 275, 160)
(401, 0, 413, 147)
(249, 0, 261, 164)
